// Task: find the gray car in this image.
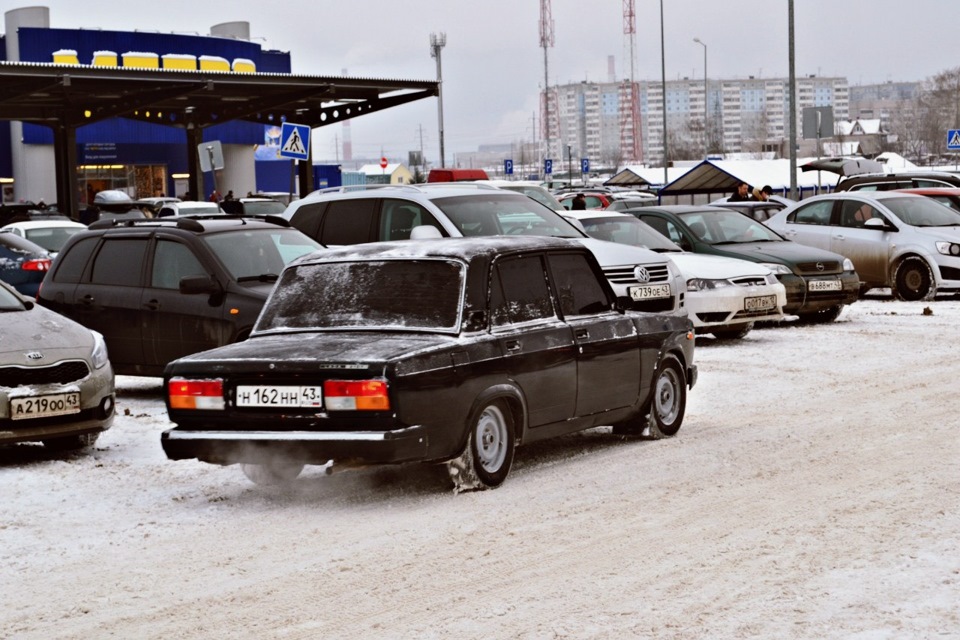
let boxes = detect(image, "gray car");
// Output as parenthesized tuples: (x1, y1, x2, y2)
(766, 192, 960, 300)
(0, 280, 115, 451)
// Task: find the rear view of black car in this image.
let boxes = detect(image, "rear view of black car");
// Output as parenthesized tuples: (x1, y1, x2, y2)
(161, 236, 697, 493)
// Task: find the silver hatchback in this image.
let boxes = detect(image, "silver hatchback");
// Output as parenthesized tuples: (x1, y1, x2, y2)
(766, 192, 960, 300)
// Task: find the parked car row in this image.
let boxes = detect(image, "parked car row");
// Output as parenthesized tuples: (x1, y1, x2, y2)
(13, 175, 960, 492)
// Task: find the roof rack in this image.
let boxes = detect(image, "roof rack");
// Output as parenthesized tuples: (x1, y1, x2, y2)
(86, 214, 289, 232)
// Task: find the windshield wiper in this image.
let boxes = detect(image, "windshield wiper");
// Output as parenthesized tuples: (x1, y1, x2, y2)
(237, 273, 279, 283)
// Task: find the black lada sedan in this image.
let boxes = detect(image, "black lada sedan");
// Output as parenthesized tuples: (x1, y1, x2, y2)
(161, 236, 697, 492)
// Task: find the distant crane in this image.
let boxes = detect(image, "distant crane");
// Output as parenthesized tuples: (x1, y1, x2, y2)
(539, 0, 556, 170)
(619, 0, 642, 163)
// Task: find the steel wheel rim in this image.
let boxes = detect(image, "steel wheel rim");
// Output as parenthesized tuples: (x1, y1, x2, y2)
(476, 405, 508, 473)
(655, 368, 681, 425)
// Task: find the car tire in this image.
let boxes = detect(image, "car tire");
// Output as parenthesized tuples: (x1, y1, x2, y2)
(42, 432, 99, 451)
(710, 322, 753, 340)
(613, 354, 686, 439)
(797, 304, 844, 324)
(894, 257, 934, 301)
(241, 461, 304, 486)
(446, 399, 515, 493)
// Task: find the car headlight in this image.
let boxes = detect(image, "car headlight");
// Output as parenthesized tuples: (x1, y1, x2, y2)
(759, 262, 794, 276)
(842, 258, 856, 272)
(764, 273, 779, 285)
(686, 278, 733, 292)
(90, 331, 109, 370)
(936, 241, 960, 256)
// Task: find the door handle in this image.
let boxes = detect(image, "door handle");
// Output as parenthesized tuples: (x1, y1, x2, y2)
(143, 299, 161, 311)
(575, 329, 589, 339)
(504, 340, 521, 352)
(80, 294, 95, 306)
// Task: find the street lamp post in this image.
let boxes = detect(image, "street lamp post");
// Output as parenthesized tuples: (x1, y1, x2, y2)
(693, 37, 708, 158)
(659, 0, 668, 184)
(430, 32, 447, 169)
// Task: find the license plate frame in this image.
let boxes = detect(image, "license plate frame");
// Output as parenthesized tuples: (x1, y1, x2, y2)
(629, 283, 672, 301)
(744, 295, 777, 311)
(235, 385, 323, 409)
(808, 278, 841, 292)
(10, 392, 81, 421)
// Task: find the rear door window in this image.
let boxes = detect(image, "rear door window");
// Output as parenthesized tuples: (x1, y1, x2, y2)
(90, 238, 148, 286)
(791, 200, 834, 225)
(319, 199, 376, 245)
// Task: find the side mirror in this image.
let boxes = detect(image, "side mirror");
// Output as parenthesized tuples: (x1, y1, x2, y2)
(410, 225, 443, 240)
(863, 218, 890, 230)
(179, 275, 221, 295)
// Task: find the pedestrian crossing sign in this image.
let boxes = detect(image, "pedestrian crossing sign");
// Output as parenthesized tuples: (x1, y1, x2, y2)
(948, 129, 960, 151)
(280, 122, 311, 160)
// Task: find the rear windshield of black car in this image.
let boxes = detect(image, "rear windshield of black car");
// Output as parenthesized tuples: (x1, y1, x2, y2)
(257, 259, 465, 332)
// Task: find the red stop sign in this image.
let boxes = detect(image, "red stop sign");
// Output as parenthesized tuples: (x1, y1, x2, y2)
(380, 157, 388, 169)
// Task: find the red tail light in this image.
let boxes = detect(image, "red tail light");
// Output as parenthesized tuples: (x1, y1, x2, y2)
(21, 258, 52, 272)
(323, 379, 390, 411)
(168, 377, 225, 410)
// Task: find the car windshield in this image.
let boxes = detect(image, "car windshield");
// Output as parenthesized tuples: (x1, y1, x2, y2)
(579, 216, 683, 252)
(679, 209, 784, 244)
(241, 201, 287, 215)
(499, 185, 565, 211)
(432, 193, 584, 238)
(25, 226, 84, 252)
(0, 285, 25, 311)
(882, 196, 960, 227)
(202, 228, 323, 281)
(256, 259, 464, 332)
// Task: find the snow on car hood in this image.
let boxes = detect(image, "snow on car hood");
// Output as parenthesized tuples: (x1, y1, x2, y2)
(575, 237, 665, 266)
(0, 303, 94, 362)
(174, 331, 459, 366)
(666, 252, 772, 279)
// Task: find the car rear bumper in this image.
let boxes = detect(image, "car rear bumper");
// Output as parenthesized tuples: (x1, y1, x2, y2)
(160, 424, 430, 466)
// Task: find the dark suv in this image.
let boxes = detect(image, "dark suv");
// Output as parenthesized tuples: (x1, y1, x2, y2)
(37, 216, 322, 376)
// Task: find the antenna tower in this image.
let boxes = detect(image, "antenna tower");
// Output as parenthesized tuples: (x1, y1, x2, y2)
(619, 0, 642, 163)
(539, 0, 556, 165)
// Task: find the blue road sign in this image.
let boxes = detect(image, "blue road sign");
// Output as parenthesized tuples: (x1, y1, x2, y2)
(504, 159, 514, 175)
(581, 158, 590, 174)
(544, 158, 553, 175)
(280, 122, 311, 160)
(948, 130, 960, 151)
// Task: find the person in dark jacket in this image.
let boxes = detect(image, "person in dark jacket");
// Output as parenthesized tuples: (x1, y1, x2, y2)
(571, 193, 587, 210)
(729, 181, 753, 202)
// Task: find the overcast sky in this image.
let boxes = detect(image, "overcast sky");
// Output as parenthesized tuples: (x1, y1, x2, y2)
(18, 1, 960, 166)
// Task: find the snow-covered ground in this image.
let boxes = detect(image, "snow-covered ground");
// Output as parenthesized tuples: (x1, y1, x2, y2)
(2, 294, 959, 639)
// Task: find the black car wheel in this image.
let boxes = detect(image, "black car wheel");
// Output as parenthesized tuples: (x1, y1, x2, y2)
(711, 322, 753, 340)
(797, 305, 844, 324)
(241, 461, 304, 486)
(447, 399, 515, 493)
(43, 432, 99, 451)
(613, 354, 686, 439)
(894, 257, 934, 301)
